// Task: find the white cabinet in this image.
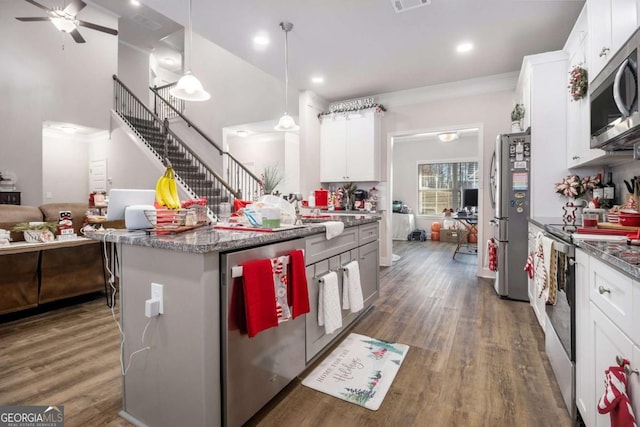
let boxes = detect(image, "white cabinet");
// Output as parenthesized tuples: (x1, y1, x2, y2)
(576, 249, 640, 426)
(576, 249, 592, 424)
(527, 222, 546, 331)
(516, 51, 569, 218)
(319, 110, 381, 182)
(588, 0, 638, 81)
(565, 4, 611, 168)
(591, 303, 634, 427)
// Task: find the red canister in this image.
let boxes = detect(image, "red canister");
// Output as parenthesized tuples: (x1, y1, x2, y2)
(314, 189, 329, 207)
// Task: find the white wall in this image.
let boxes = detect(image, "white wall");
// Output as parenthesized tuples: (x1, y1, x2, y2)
(176, 33, 296, 154)
(42, 130, 91, 203)
(298, 90, 328, 197)
(118, 42, 151, 102)
(378, 75, 516, 276)
(227, 132, 286, 194)
(392, 134, 479, 214)
(0, 2, 117, 206)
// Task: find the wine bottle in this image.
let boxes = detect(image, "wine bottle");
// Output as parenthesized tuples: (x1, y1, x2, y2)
(593, 173, 604, 203)
(603, 172, 616, 209)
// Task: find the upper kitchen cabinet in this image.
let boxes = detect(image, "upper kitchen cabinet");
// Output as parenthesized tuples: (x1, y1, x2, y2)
(516, 51, 569, 217)
(588, 0, 637, 82)
(319, 109, 382, 182)
(566, 5, 609, 168)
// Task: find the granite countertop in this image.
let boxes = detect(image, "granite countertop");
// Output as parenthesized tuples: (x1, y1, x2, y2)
(529, 217, 640, 280)
(85, 215, 379, 254)
(574, 239, 640, 280)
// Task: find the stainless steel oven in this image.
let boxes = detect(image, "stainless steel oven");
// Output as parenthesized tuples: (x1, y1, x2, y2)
(541, 225, 576, 421)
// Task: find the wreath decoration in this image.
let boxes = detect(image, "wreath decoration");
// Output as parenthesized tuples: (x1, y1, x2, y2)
(568, 66, 588, 101)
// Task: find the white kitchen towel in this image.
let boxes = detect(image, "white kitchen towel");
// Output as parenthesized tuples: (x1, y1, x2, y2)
(342, 260, 364, 313)
(324, 221, 345, 240)
(317, 271, 342, 334)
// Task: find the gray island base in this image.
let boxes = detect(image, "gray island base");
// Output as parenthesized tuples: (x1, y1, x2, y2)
(87, 216, 380, 427)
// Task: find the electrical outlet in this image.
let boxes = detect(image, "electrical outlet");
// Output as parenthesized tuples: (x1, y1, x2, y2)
(634, 141, 640, 160)
(151, 283, 164, 314)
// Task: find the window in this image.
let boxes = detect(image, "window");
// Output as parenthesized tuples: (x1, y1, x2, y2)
(418, 161, 478, 215)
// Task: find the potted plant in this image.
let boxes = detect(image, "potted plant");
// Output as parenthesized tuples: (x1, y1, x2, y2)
(260, 164, 284, 195)
(511, 104, 525, 132)
(11, 221, 58, 243)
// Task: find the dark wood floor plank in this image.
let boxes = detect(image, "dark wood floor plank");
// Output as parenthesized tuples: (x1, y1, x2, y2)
(0, 240, 572, 426)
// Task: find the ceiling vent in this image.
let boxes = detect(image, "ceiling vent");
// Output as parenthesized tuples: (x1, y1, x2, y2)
(130, 13, 162, 31)
(390, 0, 431, 14)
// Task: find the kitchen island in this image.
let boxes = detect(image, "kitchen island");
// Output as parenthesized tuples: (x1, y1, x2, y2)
(86, 215, 380, 427)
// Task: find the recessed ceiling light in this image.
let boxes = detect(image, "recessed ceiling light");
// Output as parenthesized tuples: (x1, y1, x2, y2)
(311, 76, 324, 84)
(438, 132, 459, 142)
(236, 130, 249, 137)
(61, 126, 77, 134)
(456, 42, 473, 53)
(130, 0, 141, 6)
(253, 35, 269, 46)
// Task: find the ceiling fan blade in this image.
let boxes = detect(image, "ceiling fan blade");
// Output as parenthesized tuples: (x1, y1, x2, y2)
(69, 29, 86, 43)
(63, 0, 86, 16)
(24, 0, 52, 12)
(77, 20, 118, 36)
(16, 17, 51, 21)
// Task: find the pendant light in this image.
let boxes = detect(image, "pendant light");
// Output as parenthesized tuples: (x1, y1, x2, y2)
(170, 0, 210, 101)
(274, 21, 299, 131)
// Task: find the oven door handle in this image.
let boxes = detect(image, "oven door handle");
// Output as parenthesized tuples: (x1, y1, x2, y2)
(541, 231, 572, 255)
(614, 58, 638, 118)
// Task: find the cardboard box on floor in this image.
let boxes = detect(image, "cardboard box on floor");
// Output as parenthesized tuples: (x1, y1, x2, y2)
(440, 229, 468, 243)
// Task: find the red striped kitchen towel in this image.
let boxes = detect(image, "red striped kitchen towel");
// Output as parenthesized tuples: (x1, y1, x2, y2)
(242, 259, 278, 338)
(598, 359, 638, 427)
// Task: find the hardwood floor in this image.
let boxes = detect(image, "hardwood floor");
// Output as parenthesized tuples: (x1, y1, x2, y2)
(0, 241, 572, 427)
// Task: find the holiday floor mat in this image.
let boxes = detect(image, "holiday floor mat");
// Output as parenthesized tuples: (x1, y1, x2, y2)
(301, 333, 409, 410)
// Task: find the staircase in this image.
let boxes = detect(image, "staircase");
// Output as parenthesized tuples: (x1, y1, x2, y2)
(112, 75, 262, 216)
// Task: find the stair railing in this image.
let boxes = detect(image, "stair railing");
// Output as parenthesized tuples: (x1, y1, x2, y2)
(113, 75, 238, 216)
(149, 84, 262, 201)
(153, 82, 185, 121)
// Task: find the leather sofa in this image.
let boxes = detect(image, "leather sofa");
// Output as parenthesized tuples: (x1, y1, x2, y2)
(0, 203, 106, 315)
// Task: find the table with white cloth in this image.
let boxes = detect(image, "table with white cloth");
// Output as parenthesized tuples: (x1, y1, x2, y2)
(392, 212, 415, 240)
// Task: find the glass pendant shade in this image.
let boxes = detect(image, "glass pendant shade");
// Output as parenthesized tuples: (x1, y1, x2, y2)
(170, 0, 210, 102)
(170, 71, 210, 101)
(274, 113, 299, 131)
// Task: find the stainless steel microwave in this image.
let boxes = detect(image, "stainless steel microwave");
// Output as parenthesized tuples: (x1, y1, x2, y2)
(590, 27, 640, 151)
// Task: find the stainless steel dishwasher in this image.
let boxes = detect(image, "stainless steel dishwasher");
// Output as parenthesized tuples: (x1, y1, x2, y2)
(220, 238, 306, 427)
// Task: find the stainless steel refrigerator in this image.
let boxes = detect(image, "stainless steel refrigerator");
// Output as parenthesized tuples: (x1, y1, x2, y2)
(489, 131, 531, 301)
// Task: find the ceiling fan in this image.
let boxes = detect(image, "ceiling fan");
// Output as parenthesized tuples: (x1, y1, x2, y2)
(15, 0, 118, 44)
